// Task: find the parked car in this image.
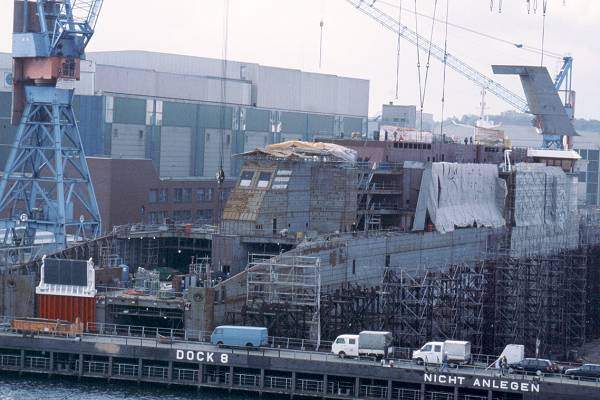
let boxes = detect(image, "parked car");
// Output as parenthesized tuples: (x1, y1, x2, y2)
(210, 326, 268, 348)
(509, 358, 560, 375)
(564, 364, 600, 380)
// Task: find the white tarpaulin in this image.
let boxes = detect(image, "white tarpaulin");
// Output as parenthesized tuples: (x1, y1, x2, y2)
(413, 163, 507, 233)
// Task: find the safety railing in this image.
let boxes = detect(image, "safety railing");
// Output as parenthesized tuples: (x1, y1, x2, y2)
(296, 378, 323, 393)
(113, 363, 138, 377)
(143, 365, 168, 381)
(328, 381, 355, 396)
(173, 368, 198, 383)
(24, 356, 50, 370)
(233, 373, 260, 387)
(264, 375, 292, 390)
(425, 392, 453, 400)
(392, 387, 420, 400)
(205, 372, 229, 384)
(0, 354, 19, 368)
(359, 384, 388, 399)
(82, 361, 109, 376)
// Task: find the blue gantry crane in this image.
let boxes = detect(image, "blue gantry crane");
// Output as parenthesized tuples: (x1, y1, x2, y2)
(0, 0, 104, 251)
(346, 0, 576, 149)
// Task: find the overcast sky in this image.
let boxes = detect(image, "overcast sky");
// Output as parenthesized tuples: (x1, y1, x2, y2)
(0, 0, 598, 119)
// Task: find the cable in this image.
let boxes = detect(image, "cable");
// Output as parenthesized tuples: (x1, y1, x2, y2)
(319, 19, 325, 69)
(394, 0, 402, 99)
(540, 0, 548, 66)
(439, 0, 449, 139)
(413, 0, 423, 137)
(376, 0, 562, 59)
(416, 0, 439, 138)
(217, 0, 230, 185)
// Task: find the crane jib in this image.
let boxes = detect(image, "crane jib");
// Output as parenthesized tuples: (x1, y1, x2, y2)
(346, 0, 530, 113)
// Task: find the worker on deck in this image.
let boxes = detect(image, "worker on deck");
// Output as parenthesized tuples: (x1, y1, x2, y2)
(440, 352, 449, 373)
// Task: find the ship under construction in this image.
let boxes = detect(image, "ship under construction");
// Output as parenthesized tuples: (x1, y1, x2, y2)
(0, 0, 599, 368)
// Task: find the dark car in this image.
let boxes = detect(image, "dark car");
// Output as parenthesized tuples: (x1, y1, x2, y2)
(564, 364, 600, 380)
(509, 358, 561, 375)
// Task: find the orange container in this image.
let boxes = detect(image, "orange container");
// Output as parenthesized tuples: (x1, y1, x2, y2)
(37, 294, 96, 326)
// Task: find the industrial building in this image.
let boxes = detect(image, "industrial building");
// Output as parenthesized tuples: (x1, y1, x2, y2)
(0, 50, 369, 229)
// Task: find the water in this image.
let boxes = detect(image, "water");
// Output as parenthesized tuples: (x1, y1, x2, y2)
(0, 374, 265, 400)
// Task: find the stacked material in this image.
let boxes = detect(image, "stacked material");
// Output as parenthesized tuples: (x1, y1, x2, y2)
(474, 125, 505, 146)
(242, 140, 357, 162)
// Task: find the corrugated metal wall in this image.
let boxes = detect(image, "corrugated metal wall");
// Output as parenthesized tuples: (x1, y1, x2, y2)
(73, 95, 105, 155)
(110, 123, 146, 159)
(37, 294, 96, 325)
(204, 128, 232, 178)
(244, 131, 269, 152)
(160, 126, 192, 177)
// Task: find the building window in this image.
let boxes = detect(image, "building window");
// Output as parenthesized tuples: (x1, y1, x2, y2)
(174, 188, 192, 203)
(158, 189, 168, 203)
(220, 188, 230, 202)
(174, 188, 183, 203)
(183, 188, 192, 202)
(240, 171, 254, 187)
(197, 189, 205, 201)
(207, 188, 214, 201)
(173, 210, 192, 222)
(196, 209, 213, 224)
(149, 211, 169, 224)
(105, 96, 114, 123)
(352, 259, 356, 275)
(148, 189, 158, 203)
(257, 172, 272, 189)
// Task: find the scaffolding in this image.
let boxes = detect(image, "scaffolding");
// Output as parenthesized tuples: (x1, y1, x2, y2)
(317, 261, 486, 353)
(489, 250, 588, 358)
(242, 254, 321, 340)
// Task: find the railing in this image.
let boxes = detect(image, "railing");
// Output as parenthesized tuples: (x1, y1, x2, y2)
(425, 392, 455, 400)
(264, 375, 292, 390)
(392, 388, 420, 400)
(458, 395, 487, 400)
(328, 381, 355, 396)
(356, 161, 405, 171)
(205, 372, 229, 384)
(82, 361, 109, 375)
(361, 183, 403, 192)
(113, 223, 218, 238)
(173, 368, 198, 383)
(24, 356, 49, 370)
(359, 384, 388, 398)
(143, 365, 168, 380)
(0, 354, 19, 368)
(233, 373, 261, 387)
(296, 378, 323, 393)
(113, 363, 138, 377)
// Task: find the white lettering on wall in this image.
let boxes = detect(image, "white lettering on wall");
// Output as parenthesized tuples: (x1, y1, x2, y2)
(174, 350, 228, 364)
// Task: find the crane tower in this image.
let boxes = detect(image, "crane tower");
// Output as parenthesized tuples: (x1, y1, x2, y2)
(0, 0, 103, 253)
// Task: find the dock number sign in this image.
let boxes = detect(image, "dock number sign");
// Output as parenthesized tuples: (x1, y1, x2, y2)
(175, 350, 229, 364)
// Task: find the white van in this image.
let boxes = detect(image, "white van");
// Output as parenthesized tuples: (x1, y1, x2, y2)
(331, 334, 360, 358)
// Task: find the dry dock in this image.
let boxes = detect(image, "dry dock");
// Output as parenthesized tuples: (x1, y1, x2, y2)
(0, 331, 598, 400)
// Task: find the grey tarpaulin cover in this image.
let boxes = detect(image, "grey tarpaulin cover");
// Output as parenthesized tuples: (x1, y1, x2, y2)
(413, 163, 507, 233)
